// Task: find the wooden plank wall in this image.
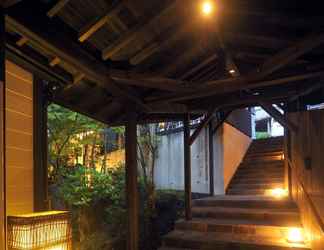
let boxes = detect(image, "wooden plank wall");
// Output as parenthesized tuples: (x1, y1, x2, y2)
(288, 110, 324, 250)
(0, 7, 6, 249)
(5, 60, 34, 215)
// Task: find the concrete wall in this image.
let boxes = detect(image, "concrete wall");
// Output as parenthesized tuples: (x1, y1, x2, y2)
(288, 110, 324, 250)
(5, 61, 34, 215)
(154, 127, 209, 193)
(155, 122, 251, 194)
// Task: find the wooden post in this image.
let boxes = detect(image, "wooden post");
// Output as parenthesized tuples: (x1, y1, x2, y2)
(33, 77, 49, 211)
(125, 112, 139, 250)
(208, 122, 214, 196)
(183, 114, 192, 220)
(0, 6, 6, 250)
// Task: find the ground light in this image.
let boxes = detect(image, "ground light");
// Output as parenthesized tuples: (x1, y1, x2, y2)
(201, 1, 214, 16)
(7, 211, 72, 250)
(266, 188, 288, 198)
(287, 228, 305, 244)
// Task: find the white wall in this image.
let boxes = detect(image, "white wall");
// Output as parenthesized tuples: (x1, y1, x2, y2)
(154, 122, 251, 194)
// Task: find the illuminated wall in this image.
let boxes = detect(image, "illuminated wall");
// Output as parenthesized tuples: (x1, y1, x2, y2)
(5, 61, 34, 215)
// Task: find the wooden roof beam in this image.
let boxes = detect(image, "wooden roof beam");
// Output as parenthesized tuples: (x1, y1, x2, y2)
(49, 56, 61, 67)
(260, 103, 298, 133)
(147, 33, 324, 103)
(78, 2, 125, 43)
(16, 36, 28, 47)
(180, 54, 218, 80)
(102, 0, 180, 60)
(5, 15, 151, 112)
(130, 22, 193, 66)
(147, 71, 324, 104)
(47, 0, 70, 18)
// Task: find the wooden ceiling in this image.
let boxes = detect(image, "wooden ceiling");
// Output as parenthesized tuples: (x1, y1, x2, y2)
(4, 0, 324, 124)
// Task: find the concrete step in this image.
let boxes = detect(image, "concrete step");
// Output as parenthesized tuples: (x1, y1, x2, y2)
(163, 230, 310, 250)
(227, 188, 269, 195)
(175, 218, 302, 236)
(228, 183, 284, 190)
(244, 155, 283, 162)
(236, 167, 284, 175)
(235, 171, 284, 179)
(245, 151, 284, 158)
(192, 206, 300, 226)
(239, 160, 284, 168)
(231, 177, 284, 185)
(192, 196, 297, 209)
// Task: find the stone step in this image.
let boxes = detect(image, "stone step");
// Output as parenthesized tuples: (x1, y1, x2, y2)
(175, 218, 302, 236)
(228, 183, 284, 190)
(244, 156, 283, 163)
(192, 196, 297, 209)
(192, 207, 300, 226)
(236, 167, 284, 175)
(163, 230, 310, 250)
(231, 177, 284, 184)
(245, 151, 284, 158)
(227, 188, 269, 195)
(235, 171, 284, 179)
(239, 160, 284, 168)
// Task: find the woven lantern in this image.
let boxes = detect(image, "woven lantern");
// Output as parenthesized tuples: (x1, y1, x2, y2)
(7, 211, 72, 250)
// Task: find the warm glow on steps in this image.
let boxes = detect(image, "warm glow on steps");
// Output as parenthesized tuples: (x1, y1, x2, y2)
(266, 188, 288, 198)
(287, 228, 305, 244)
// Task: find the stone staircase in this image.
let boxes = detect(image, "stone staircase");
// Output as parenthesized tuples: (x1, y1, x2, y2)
(159, 137, 311, 250)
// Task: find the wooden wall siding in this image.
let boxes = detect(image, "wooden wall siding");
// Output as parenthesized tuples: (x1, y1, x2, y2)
(288, 110, 324, 250)
(5, 60, 34, 215)
(1, 7, 6, 249)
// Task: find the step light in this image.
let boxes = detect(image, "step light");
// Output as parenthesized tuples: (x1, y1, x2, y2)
(266, 188, 288, 198)
(7, 211, 72, 250)
(287, 228, 305, 244)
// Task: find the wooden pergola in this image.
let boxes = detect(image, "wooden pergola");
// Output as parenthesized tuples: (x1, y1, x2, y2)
(1, 0, 324, 249)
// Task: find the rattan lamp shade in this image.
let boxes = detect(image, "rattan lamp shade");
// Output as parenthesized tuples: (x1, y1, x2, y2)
(8, 211, 72, 250)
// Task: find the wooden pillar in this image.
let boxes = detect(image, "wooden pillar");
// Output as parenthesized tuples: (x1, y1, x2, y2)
(33, 77, 49, 211)
(0, 6, 6, 250)
(208, 122, 214, 196)
(125, 112, 139, 250)
(183, 114, 192, 220)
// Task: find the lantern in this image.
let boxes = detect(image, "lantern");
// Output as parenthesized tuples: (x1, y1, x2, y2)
(7, 211, 72, 250)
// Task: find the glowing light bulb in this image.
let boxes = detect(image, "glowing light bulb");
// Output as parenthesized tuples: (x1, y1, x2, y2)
(287, 228, 305, 243)
(202, 1, 214, 16)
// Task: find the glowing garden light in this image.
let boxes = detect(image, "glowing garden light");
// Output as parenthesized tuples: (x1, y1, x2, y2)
(287, 228, 305, 244)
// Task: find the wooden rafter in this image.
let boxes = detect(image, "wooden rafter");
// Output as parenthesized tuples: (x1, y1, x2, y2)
(78, 1, 125, 42)
(147, 33, 324, 104)
(5, 15, 152, 112)
(47, 0, 70, 18)
(130, 22, 193, 66)
(180, 54, 218, 80)
(102, 0, 180, 60)
(260, 103, 298, 133)
(16, 36, 28, 46)
(49, 56, 61, 67)
(160, 41, 205, 77)
(147, 71, 324, 104)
